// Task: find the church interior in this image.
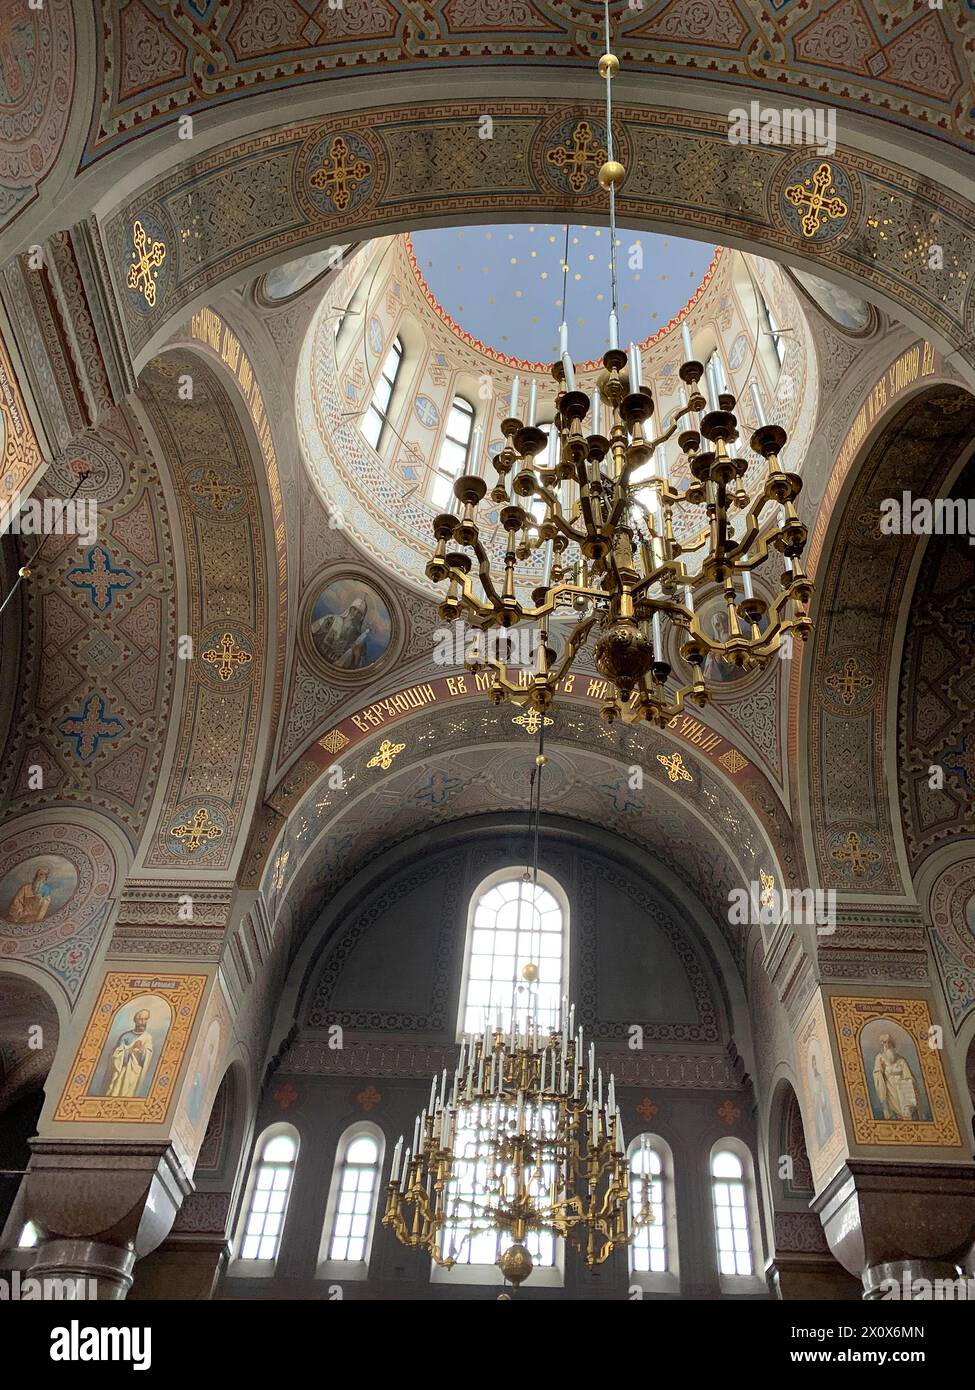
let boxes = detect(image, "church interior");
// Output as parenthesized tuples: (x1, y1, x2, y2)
(1, 0, 975, 1322)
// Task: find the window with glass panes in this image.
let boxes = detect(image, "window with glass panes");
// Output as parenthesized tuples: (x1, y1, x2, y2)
(628, 1143, 668, 1273)
(327, 1133, 382, 1262)
(438, 1100, 557, 1270)
(711, 1149, 753, 1276)
(240, 1132, 297, 1261)
(361, 335, 403, 450)
(430, 397, 475, 508)
(460, 876, 565, 1037)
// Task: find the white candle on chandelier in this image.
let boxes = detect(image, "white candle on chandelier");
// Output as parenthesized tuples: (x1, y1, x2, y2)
(401, 1146, 411, 1182)
(392, 1135, 403, 1178)
(526, 379, 538, 427)
(469, 424, 484, 477)
(681, 322, 693, 362)
(741, 568, 754, 601)
(548, 423, 559, 469)
(706, 356, 720, 406)
(591, 393, 603, 438)
(541, 541, 554, 589)
(656, 442, 670, 486)
(627, 341, 642, 391)
(652, 609, 664, 658)
(684, 584, 695, 615)
(412, 1115, 420, 1151)
(608, 309, 619, 352)
(750, 381, 767, 426)
(509, 373, 520, 418)
(561, 351, 576, 391)
(714, 351, 728, 396)
(429, 1076, 437, 1112)
(559, 321, 569, 358)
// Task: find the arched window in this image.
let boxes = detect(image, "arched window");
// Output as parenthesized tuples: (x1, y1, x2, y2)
(627, 1135, 679, 1291)
(322, 1127, 384, 1271)
(629, 1141, 667, 1273)
(237, 1127, 299, 1264)
(431, 396, 475, 508)
(458, 870, 568, 1037)
(361, 334, 404, 450)
(710, 1147, 754, 1277)
(438, 1100, 557, 1274)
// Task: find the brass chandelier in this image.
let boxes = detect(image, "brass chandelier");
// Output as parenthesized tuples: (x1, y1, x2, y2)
(382, 998, 652, 1287)
(426, 7, 813, 726)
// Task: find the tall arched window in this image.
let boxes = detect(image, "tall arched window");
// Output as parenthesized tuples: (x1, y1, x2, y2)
(431, 396, 475, 508)
(362, 334, 404, 450)
(627, 1134, 679, 1291)
(237, 1127, 299, 1265)
(629, 1141, 667, 1273)
(322, 1126, 384, 1271)
(710, 1147, 753, 1277)
(458, 870, 567, 1037)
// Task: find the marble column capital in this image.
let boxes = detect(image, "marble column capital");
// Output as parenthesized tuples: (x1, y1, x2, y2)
(24, 1138, 192, 1257)
(813, 1159, 975, 1282)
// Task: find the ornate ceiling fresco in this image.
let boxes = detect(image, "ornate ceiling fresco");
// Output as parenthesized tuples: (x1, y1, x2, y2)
(0, 0, 75, 230)
(898, 454, 975, 875)
(82, 1, 974, 165)
(245, 696, 800, 973)
(805, 385, 975, 896)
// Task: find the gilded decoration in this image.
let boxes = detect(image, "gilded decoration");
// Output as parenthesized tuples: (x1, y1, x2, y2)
(105, 104, 975, 364)
(829, 995, 961, 1148)
(55, 972, 207, 1124)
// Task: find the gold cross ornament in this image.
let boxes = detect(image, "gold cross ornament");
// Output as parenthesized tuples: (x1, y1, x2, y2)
(657, 751, 692, 784)
(831, 830, 881, 876)
(512, 710, 555, 736)
(309, 136, 372, 211)
(367, 739, 406, 770)
(546, 120, 608, 193)
(171, 807, 223, 853)
(202, 631, 253, 682)
(126, 219, 167, 305)
(825, 657, 873, 706)
(784, 163, 849, 238)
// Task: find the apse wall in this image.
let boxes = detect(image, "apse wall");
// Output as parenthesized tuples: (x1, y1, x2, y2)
(220, 823, 768, 1300)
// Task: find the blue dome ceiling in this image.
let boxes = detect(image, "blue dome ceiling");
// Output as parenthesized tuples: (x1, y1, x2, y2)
(408, 224, 717, 367)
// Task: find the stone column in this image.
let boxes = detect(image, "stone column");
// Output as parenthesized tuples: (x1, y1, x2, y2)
(814, 1160, 975, 1299)
(22, 1139, 191, 1300)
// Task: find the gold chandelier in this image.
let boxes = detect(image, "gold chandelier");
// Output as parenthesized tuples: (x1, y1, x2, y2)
(426, 8, 813, 727)
(382, 1001, 652, 1287)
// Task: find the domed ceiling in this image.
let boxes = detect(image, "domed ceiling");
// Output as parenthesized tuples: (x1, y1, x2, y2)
(407, 225, 717, 367)
(296, 233, 819, 595)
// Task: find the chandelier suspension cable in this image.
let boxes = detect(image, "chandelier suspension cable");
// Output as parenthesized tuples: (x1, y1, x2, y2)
(603, 0, 620, 352)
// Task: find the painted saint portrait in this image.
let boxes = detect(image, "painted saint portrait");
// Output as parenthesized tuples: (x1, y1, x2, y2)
(0, 854, 78, 927)
(309, 577, 392, 673)
(91, 994, 172, 1100)
(807, 1043, 835, 1148)
(858, 1017, 932, 1124)
(185, 1019, 221, 1132)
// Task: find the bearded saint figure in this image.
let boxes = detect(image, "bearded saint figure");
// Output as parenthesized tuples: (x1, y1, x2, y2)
(871, 1033, 919, 1121)
(312, 597, 370, 669)
(106, 1009, 154, 1098)
(4, 868, 52, 925)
